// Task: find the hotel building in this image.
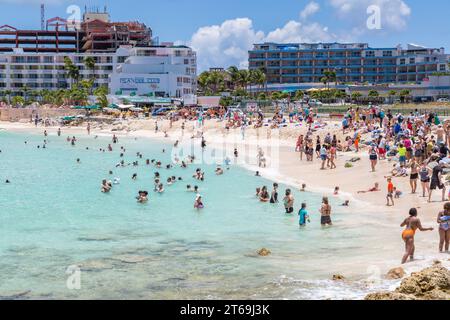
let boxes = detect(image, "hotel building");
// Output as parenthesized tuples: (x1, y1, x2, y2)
(249, 42, 449, 85)
(0, 10, 197, 100)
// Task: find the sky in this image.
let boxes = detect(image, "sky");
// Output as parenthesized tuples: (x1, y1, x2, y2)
(0, 0, 449, 71)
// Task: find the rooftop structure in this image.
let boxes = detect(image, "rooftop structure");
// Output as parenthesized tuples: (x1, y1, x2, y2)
(0, 9, 152, 54)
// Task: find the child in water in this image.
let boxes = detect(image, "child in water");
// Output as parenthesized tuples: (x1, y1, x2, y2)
(136, 191, 148, 203)
(298, 203, 310, 227)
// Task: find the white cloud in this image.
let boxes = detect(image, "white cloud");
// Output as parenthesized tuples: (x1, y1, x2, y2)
(329, 0, 411, 30)
(300, 1, 320, 20)
(188, 17, 339, 71)
(265, 21, 335, 43)
(189, 18, 265, 71)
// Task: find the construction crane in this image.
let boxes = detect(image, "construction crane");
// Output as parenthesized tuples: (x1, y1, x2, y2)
(41, 3, 45, 30)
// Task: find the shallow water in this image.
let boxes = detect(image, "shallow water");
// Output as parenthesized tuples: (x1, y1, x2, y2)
(0, 130, 414, 299)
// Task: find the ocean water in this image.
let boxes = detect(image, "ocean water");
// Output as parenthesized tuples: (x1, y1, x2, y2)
(0, 129, 409, 299)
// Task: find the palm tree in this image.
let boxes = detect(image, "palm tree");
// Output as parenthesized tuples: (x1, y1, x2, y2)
(4, 89, 11, 105)
(238, 69, 250, 96)
(388, 90, 397, 104)
(94, 85, 108, 109)
(294, 90, 304, 101)
(334, 90, 347, 105)
(351, 91, 362, 102)
(322, 70, 337, 90)
(271, 91, 282, 109)
(250, 69, 266, 97)
(64, 57, 80, 89)
(257, 92, 267, 101)
(84, 57, 96, 94)
(22, 85, 30, 104)
(11, 95, 25, 107)
(399, 89, 411, 103)
(197, 71, 211, 94)
(227, 66, 240, 91)
(368, 90, 379, 97)
(207, 71, 225, 94)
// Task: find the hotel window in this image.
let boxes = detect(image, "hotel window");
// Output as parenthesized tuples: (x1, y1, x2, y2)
(382, 51, 393, 57)
(43, 56, 54, 63)
(184, 59, 189, 65)
(366, 51, 375, 57)
(409, 58, 415, 64)
(400, 59, 406, 65)
(440, 64, 446, 71)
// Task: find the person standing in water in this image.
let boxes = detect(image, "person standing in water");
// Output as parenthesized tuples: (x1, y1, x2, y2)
(270, 183, 279, 203)
(320, 197, 332, 226)
(57, 128, 61, 137)
(283, 189, 294, 214)
(400, 208, 433, 264)
(437, 202, 450, 253)
(298, 203, 309, 227)
(87, 123, 91, 135)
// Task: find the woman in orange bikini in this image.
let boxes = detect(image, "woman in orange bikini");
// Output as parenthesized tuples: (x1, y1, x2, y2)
(400, 208, 433, 264)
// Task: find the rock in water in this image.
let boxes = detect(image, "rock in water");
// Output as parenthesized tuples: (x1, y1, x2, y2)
(257, 248, 271, 256)
(366, 265, 450, 300)
(386, 267, 405, 280)
(332, 274, 345, 281)
(111, 255, 148, 264)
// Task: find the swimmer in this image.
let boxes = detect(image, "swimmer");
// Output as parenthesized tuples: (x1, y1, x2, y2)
(157, 183, 165, 193)
(400, 208, 433, 264)
(334, 186, 340, 195)
(167, 178, 173, 185)
(341, 200, 350, 206)
(215, 166, 224, 175)
(259, 186, 270, 202)
(113, 178, 120, 185)
(255, 171, 261, 177)
(132, 173, 137, 180)
(194, 195, 204, 209)
(76, 158, 80, 163)
(101, 179, 112, 193)
(186, 185, 192, 192)
(5, 179, 10, 184)
(136, 191, 148, 203)
(300, 184, 306, 192)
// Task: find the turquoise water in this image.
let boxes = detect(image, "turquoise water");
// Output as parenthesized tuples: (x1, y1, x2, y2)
(0, 130, 402, 299)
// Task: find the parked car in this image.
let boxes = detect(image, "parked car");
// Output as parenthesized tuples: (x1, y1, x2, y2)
(437, 98, 450, 103)
(309, 99, 323, 107)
